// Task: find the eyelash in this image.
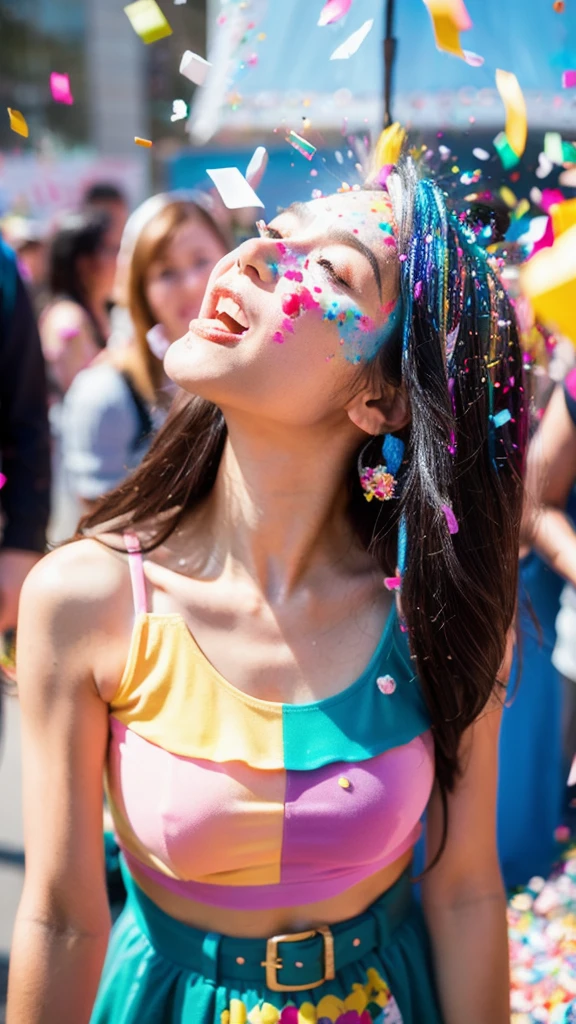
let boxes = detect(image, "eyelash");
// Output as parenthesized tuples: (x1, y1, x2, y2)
(317, 258, 349, 289)
(257, 222, 283, 240)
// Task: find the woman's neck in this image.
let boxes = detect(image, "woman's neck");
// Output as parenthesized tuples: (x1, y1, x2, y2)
(204, 416, 365, 599)
(85, 295, 109, 346)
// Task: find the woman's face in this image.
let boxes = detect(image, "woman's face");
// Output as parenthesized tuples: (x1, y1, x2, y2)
(145, 216, 227, 343)
(165, 191, 400, 427)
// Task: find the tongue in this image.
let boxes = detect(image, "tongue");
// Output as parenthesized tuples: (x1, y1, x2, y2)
(216, 311, 247, 335)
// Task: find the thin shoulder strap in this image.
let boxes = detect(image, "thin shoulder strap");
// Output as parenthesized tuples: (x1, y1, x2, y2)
(123, 531, 148, 616)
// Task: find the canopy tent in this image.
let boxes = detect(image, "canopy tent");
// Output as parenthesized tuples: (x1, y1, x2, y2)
(193, 0, 576, 137)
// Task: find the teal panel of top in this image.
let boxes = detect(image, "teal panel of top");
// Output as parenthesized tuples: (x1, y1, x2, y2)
(282, 611, 431, 771)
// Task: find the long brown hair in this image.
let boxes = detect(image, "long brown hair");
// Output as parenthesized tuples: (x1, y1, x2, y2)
(114, 200, 231, 405)
(80, 164, 527, 858)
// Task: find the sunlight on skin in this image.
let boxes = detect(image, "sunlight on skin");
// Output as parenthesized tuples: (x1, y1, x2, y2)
(259, 190, 399, 365)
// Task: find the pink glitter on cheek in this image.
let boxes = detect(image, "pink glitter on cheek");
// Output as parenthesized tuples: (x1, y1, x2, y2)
(284, 269, 303, 282)
(281, 287, 319, 319)
(273, 331, 284, 344)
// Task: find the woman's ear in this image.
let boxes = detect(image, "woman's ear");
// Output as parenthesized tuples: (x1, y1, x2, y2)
(345, 382, 410, 436)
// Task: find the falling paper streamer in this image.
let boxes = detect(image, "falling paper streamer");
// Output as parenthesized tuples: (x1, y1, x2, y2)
(206, 167, 264, 210)
(245, 146, 268, 185)
(493, 131, 520, 170)
(544, 132, 564, 166)
(330, 19, 374, 60)
(188, 0, 268, 145)
(287, 130, 317, 160)
(423, 0, 473, 60)
(180, 50, 212, 86)
(7, 108, 28, 138)
(495, 69, 527, 160)
(521, 223, 576, 345)
(124, 0, 172, 43)
(441, 504, 459, 535)
(50, 72, 74, 105)
(318, 0, 352, 26)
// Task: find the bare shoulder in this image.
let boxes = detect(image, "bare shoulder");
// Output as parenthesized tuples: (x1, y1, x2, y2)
(41, 299, 91, 334)
(19, 538, 135, 700)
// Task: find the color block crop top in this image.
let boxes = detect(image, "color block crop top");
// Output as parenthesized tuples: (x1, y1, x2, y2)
(105, 541, 435, 910)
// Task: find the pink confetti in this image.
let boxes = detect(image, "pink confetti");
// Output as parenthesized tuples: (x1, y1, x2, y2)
(318, 0, 352, 26)
(0, 473, 6, 491)
(442, 503, 459, 534)
(50, 72, 74, 105)
(562, 70, 576, 88)
(377, 674, 397, 695)
(384, 576, 401, 591)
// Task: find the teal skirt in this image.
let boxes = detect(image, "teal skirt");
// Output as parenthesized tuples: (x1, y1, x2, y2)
(91, 857, 443, 1024)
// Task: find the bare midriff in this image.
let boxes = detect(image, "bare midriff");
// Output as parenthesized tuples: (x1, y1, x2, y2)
(128, 846, 414, 938)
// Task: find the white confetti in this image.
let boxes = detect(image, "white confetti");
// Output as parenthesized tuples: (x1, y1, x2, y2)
(171, 98, 188, 121)
(245, 146, 268, 184)
(529, 186, 542, 205)
(330, 19, 373, 60)
(472, 147, 490, 161)
(206, 167, 264, 210)
(180, 50, 212, 86)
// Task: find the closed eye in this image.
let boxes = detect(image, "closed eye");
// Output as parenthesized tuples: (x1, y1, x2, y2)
(256, 221, 283, 240)
(317, 257, 349, 289)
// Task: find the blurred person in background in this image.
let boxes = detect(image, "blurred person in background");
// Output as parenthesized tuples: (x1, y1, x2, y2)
(522, 364, 576, 821)
(60, 193, 231, 514)
(0, 235, 50, 693)
(1, 215, 49, 315)
(81, 182, 129, 254)
(40, 210, 118, 399)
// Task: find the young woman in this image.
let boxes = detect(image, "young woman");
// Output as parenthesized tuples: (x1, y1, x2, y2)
(60, 194, 230, 511)
(8, 161, 525, 1024)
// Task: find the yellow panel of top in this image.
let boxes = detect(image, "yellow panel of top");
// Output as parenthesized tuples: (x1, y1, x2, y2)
(124, 0, 172, 44)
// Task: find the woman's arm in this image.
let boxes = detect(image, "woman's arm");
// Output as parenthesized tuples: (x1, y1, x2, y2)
(421, 703, 508, 1024)
(7, 540, 131, 1024)
(522, 383, 576, 586)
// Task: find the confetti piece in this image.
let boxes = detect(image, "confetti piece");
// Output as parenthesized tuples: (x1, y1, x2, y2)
(562, 70, 576, 88)
(492, 409, 512, 428)
(179, 50, 212, 86)
(553, 0, 565, 10)
(423, 0, 473, 60)
(318, 0, 352, 25)
(521, 223, 576, 345)
(7, 108, 28, 138)
(463, 50, 484, 67)
(50, 72, 73, 105)
(500, 186, 518, 209)
(124, 0, 172, 44)
(493, 131, 520, 170)
(563, 140, 576, 163)
(134, 136, 153, 147)
(287, 130, 316, 160)
(536, 151, 554, 178)
(472, 147, 490, 161)
(0, 473, 6, 491)
(330, 19, 373, 60)
(174, 0, 187, 4)
(545, 131, 564, 165)
(245, 146, 268, 184)
(441, 503, 459, 534)
(206, 167, 264, 210)
(384, 576, 401, 591)
(171, 99, 188, 121)
(495, 69, 527, 160)
(551, 198, 576, 238)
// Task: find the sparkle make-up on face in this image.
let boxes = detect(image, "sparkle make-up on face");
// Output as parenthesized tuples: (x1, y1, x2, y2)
(256, 194, 399, 364)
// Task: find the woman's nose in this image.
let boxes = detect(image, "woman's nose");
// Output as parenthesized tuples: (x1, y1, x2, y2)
(236, 237, 278, 285)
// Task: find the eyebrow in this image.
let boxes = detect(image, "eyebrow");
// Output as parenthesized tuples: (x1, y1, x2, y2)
(280, 203, 382, 299)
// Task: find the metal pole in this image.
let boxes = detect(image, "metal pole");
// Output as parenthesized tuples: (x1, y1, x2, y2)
(383, 0, 397, 127)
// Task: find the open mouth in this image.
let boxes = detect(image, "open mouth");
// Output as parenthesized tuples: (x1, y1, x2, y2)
(214, 295, 249, 335)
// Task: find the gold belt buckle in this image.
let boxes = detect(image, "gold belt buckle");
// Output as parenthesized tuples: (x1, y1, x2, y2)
(261, 925, 335, 992)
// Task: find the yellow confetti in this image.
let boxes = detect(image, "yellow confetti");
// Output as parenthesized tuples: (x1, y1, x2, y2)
(521, 223, 576, 345)
(134, 136, 153, 147)
(550, 197, 576, 238)
(7, 108, 28, 138)
(424, 0, 472, 59)
(367, 122, 406, 180)
(124, 0, 172, 44)
(499, 185, 517, 208)
(495, 69, 527, 159)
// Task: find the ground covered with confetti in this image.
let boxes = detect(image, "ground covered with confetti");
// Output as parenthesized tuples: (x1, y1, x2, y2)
(509, 842, 576, 1023)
